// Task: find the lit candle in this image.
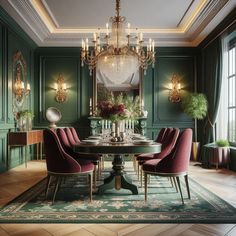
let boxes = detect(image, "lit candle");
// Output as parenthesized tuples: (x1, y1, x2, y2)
(81, 39, 85, 50)
(106, 23, 109, 36)
(152, 40, 155, 52)
(112, 123, 115, 132)
(140, 32, 143, 41)
(127, 23, 130, 36)
(86, 38, 89, 51)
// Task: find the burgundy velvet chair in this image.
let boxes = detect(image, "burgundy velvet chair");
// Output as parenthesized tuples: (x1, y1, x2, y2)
(143, 128, 193, 204)
(134, 128, 167, 178)
(43, 129, 94, 203)
(70, 127, 80, 143)
(57, 128, 101, 187)
(137, 128, 179, 186)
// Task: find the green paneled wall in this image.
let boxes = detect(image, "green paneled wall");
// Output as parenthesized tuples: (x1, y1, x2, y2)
(34, 48, 93, 138)
(34, 47, 197, 141)
(0, 7, 36, 172)
(143, 48, 197, 139)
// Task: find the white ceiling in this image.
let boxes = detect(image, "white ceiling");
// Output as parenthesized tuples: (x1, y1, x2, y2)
(0, 0, 236, 47)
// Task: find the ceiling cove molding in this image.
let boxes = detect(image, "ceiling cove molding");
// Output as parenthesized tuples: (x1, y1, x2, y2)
(187, 0, 229, 39)
(41, 0, 59, 28)
(7, 0, 51, 43)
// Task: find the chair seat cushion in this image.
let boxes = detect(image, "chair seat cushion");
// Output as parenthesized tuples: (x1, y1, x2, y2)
(136, 153, 154, 161)
(142, 159, 161, 172)
(77, 159, 94, 172)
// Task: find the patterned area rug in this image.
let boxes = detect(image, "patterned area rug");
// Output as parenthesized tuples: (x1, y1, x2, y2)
(0, 163, 236, 223)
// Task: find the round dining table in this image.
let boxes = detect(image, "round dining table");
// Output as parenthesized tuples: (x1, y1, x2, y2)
(73, 141, 161, 195)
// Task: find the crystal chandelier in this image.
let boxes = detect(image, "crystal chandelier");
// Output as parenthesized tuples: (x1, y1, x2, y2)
(81, 0, 155, 83)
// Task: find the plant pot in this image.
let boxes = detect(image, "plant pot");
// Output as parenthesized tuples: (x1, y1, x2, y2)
(192, 142, 200, 161)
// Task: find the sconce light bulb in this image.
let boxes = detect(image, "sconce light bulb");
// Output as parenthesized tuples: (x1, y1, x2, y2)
(62, 83, 67, 90)
(27, 83, 30, 91)
(178, 83, 181, 90)
(21, 81, 24, 89)
(54, 83, 58, 90)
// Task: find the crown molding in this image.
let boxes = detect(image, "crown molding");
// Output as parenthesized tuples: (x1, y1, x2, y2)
(0, 0, 235, 47)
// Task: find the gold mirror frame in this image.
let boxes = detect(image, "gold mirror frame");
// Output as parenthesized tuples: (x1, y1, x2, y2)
(12, 51, 28, 118)
(92, 68, 144, 116)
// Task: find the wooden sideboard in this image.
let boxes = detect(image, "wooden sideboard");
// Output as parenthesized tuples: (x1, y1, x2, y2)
(7, 130, 43, 169)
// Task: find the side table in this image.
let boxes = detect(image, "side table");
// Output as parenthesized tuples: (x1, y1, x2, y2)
(7, 130, 43, 169)
(202, 143, 230, 169)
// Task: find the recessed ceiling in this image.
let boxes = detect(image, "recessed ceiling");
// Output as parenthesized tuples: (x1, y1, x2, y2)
(0, 0, 235, 47)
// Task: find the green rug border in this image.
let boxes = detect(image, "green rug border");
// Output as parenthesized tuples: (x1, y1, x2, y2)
(0, 176, 236, 224)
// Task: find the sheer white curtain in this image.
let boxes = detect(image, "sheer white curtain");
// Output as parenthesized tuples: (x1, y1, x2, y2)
(216, 35, 228, 140)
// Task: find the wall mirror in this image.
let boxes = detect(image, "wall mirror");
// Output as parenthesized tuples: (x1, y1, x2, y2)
(92, 68, 144, 115)
(12, 51, 28, 118)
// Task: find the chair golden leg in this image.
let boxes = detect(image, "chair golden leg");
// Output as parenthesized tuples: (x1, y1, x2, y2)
(144, 172, 148, 201)
(137, 163, 140, 181)
(89, 172, 93, 202)
(45, 175, 52, 199)
(140, 167, 143, 188)
(52, 176, 61, 204)
(184, 175, 191, 199)
(176, 176, 184, 205)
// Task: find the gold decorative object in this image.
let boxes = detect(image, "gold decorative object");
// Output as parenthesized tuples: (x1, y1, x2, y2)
(13, 51, 30, 102)
(169, 74, 181, 103)
(81, 0, 155, 80)
(54, 73, 67, 103)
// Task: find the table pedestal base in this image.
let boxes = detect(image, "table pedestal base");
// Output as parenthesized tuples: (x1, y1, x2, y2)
(98, 154, 138, 195)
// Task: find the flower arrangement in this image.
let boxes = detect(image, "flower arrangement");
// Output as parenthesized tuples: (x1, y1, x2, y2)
(97, 93, 140, 122)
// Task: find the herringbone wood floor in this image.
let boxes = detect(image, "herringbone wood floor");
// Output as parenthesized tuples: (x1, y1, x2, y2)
(0, 160, 235, 236)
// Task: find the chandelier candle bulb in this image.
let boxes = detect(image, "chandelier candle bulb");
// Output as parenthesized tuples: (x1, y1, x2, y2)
(152, 40, 155, 52)
(140, 32, 143, 41)
(106, 23, 109, 35)
(127, 23, 130, 35)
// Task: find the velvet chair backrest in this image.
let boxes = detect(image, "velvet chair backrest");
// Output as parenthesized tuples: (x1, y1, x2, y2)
(43, 129, 81, 173)
(56, 128, 73, 155)
(70, 127, 81, 143)
(154, 128, 179, 160)
(64, 127, 77, 146)
(155, 128, 167, 143)
(161, 128, 173, 145)
(155, 128, 193, 173)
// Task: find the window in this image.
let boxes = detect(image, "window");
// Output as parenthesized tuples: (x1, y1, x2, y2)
(228, 45, 236, 143)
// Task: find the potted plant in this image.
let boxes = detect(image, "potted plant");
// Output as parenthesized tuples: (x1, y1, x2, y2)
(182, 93, 208, 161)
(16, 110, 34, 131)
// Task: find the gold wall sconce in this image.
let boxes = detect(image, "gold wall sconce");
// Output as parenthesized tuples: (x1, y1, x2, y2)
(168, 74, 181, 103)
(12, 51, 30, 102)
(54, 73, 67, 103)
(14, 64, 30, 101)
